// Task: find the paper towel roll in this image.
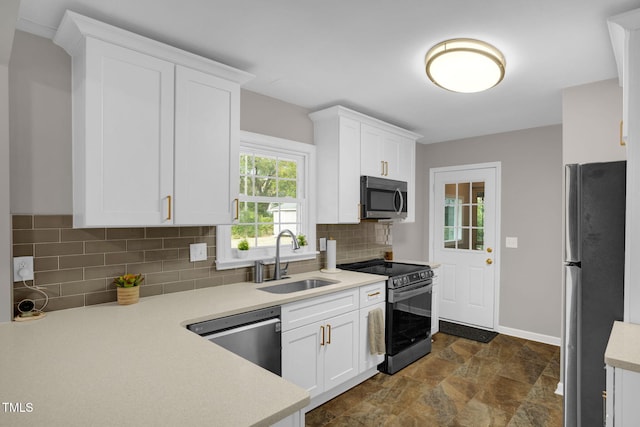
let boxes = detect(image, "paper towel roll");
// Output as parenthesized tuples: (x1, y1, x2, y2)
(326, 239, 337, 271)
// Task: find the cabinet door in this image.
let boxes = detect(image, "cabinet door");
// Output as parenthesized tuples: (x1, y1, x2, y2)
(323, 311, 359, 391)
(359, 302, 386, 373)
(360, 124, 384, 177)
(337, 118, 361, 223)
(282, 322, 324, 399)
(174, 65, 239, 224)
(381, 132, 403, 180)
(83, 38, 175, 226)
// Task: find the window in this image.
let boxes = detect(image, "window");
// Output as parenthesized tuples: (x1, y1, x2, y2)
(233, 151, 302, 248)
(216, 131, 316, 269)
(443, 181, 485, 250)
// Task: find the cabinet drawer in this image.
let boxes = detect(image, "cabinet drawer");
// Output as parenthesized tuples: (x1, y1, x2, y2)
(360, 281, 386, 308)
(281, 289, 359, 332)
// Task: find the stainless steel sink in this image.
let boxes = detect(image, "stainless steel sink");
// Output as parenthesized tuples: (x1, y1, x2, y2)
(258, 278, 340, 294)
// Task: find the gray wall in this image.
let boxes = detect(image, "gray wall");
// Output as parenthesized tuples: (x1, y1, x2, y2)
(1, 0, 20, 323)
(8, 31, 314, 215)
(394, 125, 564, 339)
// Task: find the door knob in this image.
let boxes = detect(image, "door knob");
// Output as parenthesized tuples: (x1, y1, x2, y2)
(486, 258, 493, 265)
(487, 247, 493, 253)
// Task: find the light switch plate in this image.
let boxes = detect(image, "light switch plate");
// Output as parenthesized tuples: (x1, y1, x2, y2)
(189, 243, 207, 262)
(319, 238, 327, 251)
(13, 256, 34, 282)
(505, 237, 518, 248)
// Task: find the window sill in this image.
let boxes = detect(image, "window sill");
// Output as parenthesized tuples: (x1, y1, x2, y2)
(215, 250, 318, 271)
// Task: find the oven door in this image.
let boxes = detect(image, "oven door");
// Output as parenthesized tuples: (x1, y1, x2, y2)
(387, 281, 432, 356)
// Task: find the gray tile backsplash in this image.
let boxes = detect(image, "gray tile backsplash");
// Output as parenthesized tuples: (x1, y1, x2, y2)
(11, 215, 392, 314)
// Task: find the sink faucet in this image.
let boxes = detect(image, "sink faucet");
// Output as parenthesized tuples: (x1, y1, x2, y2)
(273, 229, 301, 280)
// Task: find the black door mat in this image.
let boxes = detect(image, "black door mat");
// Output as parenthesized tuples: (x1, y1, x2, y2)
(439, 320, 498, 343)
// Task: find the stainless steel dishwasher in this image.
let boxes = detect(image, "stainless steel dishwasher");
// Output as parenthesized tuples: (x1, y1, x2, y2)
(187, 306, 281, 376)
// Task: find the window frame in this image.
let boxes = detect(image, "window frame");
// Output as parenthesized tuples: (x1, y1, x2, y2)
(216, 131, 316, 270)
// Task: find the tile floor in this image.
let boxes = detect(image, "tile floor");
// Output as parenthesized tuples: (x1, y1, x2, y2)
(305, 333, 562, 427)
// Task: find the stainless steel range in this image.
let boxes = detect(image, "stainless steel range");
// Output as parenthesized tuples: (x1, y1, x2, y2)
(338, 259, 434, 374)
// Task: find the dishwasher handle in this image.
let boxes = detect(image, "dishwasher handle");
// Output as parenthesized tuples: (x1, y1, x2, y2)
(202, 317, 281, 340)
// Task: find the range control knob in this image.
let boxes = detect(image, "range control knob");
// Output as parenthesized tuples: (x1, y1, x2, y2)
(419, 272, 426, 279)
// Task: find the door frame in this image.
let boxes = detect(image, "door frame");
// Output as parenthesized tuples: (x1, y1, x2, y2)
(429, 162, 502, 330)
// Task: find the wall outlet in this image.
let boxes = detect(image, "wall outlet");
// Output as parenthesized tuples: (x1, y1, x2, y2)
(189, 243, 207, 262)
(13, 256, 34, 282)
(319, 238, 327, 251)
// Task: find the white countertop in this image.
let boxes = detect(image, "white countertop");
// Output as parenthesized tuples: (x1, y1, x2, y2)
(605, 321, 640, 373)
(0, 270, 385, 426)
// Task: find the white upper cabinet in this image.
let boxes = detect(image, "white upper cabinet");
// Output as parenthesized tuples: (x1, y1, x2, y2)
(83, 38, 176, 226)
(174, 66, 239, 225)
(54, 11, 253, 227)
(310, 106, 420, 224)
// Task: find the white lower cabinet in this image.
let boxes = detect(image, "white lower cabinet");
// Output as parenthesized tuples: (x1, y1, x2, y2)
(606, 365, 640, 427)
(282, 289, 359, 399)
(281, 282, 386, 409)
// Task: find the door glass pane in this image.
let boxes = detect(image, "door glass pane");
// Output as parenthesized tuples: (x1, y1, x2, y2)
(458, 228, 470, 250)
(442, 180, 486, 251)
(445, 183, 457, 199)
(444, 227, 456, 248)
(461, 205, 470, 227)
(459, 182, 471, 204)
(473, 182, 485, 204)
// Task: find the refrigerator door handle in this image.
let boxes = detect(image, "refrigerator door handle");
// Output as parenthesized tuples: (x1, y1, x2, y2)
(563, 264, 581, 427)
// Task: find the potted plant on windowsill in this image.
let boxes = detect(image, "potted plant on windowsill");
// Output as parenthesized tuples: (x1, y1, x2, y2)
(297, 234, 308, 251)
(237, 238, 250, 258)
(113, 273, 144, 305)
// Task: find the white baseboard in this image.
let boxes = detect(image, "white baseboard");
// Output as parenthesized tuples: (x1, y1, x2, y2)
(496, 325, 561, 347)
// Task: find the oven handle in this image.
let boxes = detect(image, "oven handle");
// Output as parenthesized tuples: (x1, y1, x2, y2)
(389, 282, 432, 303)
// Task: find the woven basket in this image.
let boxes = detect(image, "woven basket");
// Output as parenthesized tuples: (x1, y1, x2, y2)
(117, 286, 140, 305)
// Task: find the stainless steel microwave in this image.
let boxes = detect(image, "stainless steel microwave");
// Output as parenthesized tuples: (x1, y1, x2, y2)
(360, 176, 408, 220)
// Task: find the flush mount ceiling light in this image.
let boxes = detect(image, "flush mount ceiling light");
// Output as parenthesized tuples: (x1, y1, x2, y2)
(425, 38, 506, 93)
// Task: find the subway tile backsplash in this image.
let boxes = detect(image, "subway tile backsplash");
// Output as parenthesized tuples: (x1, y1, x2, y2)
(11, 215, 392, 314)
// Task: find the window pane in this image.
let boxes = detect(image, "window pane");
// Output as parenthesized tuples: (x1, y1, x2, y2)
(473, 182, 485, 203)
(459, 182, 471, 204)
(461, 205, 470, 227)
(255, 156, 277, 177)
(257, 202, 274, 223)
(445, 184, 456, 199)
(239, 154, 254, 175)
(444, 206, 456, 227)
(444, 229, 456, 248)
(473, 204, 484, 227)
(458, 228, 470, 250)
(232, 224, 255, 239)
(239, 176, 254, 196)
(238, 202, 256, 223)
(255, 177, 277, 197)
(278, 180, 297, 198)
(473, 228, 484, 250)
(278, 160, 297, 179)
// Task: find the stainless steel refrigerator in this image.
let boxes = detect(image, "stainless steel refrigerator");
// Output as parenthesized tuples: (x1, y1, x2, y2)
(564, 161, 626, 427)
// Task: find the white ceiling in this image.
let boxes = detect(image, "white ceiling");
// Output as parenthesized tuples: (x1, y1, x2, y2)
(15, 0, 640, 143)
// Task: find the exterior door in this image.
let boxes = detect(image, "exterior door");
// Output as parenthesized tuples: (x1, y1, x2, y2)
(431, 163, 500, 329)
